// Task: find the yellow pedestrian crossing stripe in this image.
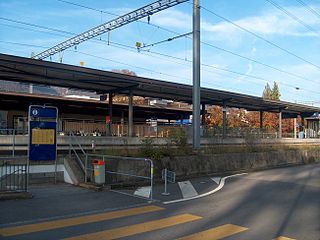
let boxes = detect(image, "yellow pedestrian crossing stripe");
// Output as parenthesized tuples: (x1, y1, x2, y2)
(0, 205, 164, 237)
(274, 237, 296, 240)
(0, 204, 297, 240)
(65, 214, 202, 240)
(177, 224, 248, 240)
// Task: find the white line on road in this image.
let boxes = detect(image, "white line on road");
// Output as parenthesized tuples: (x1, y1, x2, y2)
(211, 177, 221, 184)
(163, 173, 247, 204)
(134, 186, 151, 198)
(178, 181, 198, 198)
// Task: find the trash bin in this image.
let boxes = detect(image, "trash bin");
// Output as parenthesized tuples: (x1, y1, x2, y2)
(92, 160, 105, 184)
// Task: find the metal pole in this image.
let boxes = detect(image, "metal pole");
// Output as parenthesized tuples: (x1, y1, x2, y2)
(192, 0, 201, 149)
(109, 93, 113, 136)
(85, 154, 88, 183)
(222, 102, 227, 138)
(260, 111, 263, 129)
(12, 129, 15, 157)
(54, 156, 58, 184)
(146, 158, 154, 201)
(68, 135, 71, 158)
(162, 168, 170, 196)
(165, 169, 167, 193)
(128, 90, 133, 137)
(294, 118, 297, 139)
(260, 111, 264, 138)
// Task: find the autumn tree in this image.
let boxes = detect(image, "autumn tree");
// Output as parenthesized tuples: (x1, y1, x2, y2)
(206, 106, 223, 126)
(112, 69, 137, 76)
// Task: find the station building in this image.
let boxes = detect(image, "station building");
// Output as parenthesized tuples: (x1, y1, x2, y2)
(0, 91, 192, 137)
(1, 53, 320, 139)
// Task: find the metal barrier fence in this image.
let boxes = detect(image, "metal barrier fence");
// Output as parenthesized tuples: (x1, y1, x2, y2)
(0, 129, 18, 157)
(0, 160, 28, 192)
(85, 154, 153, 200)
(202, 126, 278, 139)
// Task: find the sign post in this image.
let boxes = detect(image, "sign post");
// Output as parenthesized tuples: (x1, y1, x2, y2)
(161, 168, 176, 196)
(28, 105, 58, 185)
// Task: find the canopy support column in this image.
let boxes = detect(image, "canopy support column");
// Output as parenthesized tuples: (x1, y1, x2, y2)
(294, 118, 297, 139)
(108, 93, 113, 136)
(128, 90, 133, 137)
(222, 102, 227, 138)
(278, 110, 282, 139)
(260, 111, 264, 129)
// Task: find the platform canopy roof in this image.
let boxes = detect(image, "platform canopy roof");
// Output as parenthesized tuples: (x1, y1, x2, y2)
(0, 53, 319, 118)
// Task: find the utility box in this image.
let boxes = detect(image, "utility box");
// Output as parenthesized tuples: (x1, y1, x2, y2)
(92, 160, 105, 185)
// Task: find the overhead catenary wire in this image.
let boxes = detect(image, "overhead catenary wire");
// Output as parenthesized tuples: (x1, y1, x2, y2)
(2, 20, 320, 96)
(295, 0, 320, 19)
(0, 40, 190, 82)
(53, 1, 320, 85)
(200, 5, 320, 71)
(1, 4, 319, 104)
(55, 0, 181, 36)
(138, 32, 192, 49)
(1, 16, 320, 95)
(2, 39, 320, 100)
(137, 31, 320, 85)
(265, 0, 320, 35)
(0, 40, 251, 95)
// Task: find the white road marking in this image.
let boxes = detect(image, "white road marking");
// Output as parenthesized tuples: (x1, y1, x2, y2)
(211, 177, 221, 184)
(178, 181, 198, 198)
(134, 186, 151, 198)
(163, 173, 247, 204)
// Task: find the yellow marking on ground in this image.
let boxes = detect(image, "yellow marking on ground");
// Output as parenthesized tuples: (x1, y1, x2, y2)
(274, 237, 296, 240)
(0, 205, 164, 237)
(65, 214, 202, 240)
(177, 224, 248, 240)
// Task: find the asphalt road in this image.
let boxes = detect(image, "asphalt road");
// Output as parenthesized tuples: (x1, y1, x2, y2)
(0, 163, 319, 240)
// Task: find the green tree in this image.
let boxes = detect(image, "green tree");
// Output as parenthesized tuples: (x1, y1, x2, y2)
(262, 82, 280, 100)
(262, 83, 272, 99)
(271, 81, 281, 100)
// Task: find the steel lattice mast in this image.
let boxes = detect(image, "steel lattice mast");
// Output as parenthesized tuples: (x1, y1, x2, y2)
(32, 0, 188, 60)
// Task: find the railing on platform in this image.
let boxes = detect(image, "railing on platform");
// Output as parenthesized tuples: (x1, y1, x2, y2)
(0, 160, 28, 192)
(68, 132, 86, 172)
(85, 154, 154, 200)
(0, 129, 19, 157)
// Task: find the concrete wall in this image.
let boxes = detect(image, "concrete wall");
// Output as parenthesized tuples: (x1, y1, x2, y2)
(155, 148, 320, 180)
(1, 135, 319, 150)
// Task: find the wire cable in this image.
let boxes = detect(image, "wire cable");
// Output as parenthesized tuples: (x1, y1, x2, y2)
(295, 0, 320, 19)
(139, 32, 192, 49)
(266, 0, 320, 35)
(3, 40, 320, 100)
(56, 0, 183, 36)
(200, 5, 320, 71)
(1, 19, 320, 94)
(140, 30, 320, 85)
(32, 1, 320, 85)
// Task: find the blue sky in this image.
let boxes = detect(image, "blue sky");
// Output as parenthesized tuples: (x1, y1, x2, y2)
(1, 0, 320, 107)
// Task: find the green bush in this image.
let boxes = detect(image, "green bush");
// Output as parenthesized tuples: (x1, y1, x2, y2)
(139, 138, 164, 160)
(168, 127, 188, 147)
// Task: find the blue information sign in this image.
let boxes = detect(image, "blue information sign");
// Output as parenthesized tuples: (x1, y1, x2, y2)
(28, 105, 58, 161)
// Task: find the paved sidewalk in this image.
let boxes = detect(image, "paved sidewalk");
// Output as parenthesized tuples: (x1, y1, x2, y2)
(0, 183, 149, 226)
(0, 174, 224, 226)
